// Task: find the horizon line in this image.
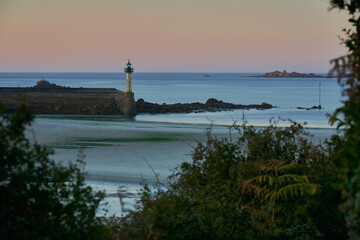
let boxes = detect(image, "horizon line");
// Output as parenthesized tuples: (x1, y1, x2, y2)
(0, 71, 328, 74)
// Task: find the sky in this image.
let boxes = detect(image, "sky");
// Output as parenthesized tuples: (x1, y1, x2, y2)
(0, 0, 350, 73)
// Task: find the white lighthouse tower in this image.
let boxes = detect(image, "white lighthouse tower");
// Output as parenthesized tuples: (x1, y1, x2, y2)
(124, 60, 134, 93)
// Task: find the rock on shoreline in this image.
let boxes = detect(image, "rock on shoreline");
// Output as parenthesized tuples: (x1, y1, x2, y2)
(136, 98, 274, 114)
(256, 70, 326, 78)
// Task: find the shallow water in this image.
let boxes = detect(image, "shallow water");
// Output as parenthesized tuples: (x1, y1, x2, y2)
(29, 117, 227, 183)
(26, 117, 338, 216)
(28, 116, 338, 184)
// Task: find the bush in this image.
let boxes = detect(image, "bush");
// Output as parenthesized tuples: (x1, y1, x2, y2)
(117, 120, 346, 240)
(0, 105, 110, 240)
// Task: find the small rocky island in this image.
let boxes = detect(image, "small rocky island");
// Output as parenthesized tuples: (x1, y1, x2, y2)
(256, 70, 325, 78)
(136, 98, 274, 114)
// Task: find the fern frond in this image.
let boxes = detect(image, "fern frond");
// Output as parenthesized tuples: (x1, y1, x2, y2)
(277, 174, 309, 185)
(258, 175, 272, 185)
(277, 162, 299, 173)
(260, 159, 283, 173)
(275, 183, 320, 200)
(243, 181, 269, 200)
(265, 192, 274, 200)
(248, 175, 271, 185)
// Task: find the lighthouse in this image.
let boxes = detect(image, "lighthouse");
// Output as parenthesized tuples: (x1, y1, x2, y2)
(124, 60, 134, 93)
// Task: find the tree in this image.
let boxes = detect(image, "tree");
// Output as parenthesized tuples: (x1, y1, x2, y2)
(0, 105, 109, 240)
(329, 1, 360, 239)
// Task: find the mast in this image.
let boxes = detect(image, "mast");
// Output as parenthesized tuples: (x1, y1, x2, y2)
(318, 82, 321, 109)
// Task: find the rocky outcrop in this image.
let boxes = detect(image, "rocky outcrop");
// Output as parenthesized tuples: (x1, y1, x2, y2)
(136, 98, 274, 114)
(256, 70, 325, 78)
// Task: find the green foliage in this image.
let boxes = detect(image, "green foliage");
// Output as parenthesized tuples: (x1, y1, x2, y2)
(0, 105, 110, 240)
(243, 160, 319, 224)
(117, 120, 346, 240)
(329, 1, 360, 239)
(243, 160, 319, 202)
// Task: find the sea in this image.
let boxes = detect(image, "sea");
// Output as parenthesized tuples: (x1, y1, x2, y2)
(0, 72, 343, 216)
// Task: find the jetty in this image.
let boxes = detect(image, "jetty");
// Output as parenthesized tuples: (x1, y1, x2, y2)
(0, 80, 136, 116)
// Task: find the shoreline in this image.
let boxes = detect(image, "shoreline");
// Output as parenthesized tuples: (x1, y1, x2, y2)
(33, 113, 338, 130)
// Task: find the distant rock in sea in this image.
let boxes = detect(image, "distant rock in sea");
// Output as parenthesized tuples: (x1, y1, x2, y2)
(296, 105, 322, 110)
(256, 70, 326, 78)
(203, 75, 211, 77)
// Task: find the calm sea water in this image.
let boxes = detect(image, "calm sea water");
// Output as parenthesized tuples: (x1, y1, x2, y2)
(0, 72, 342, 215)
(0, 72, 342, 127)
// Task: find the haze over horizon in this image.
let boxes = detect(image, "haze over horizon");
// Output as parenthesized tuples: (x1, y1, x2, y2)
(0, 0, 350, 73)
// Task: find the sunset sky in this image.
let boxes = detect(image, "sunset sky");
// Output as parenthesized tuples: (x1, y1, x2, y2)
(0, 0, 349, 72)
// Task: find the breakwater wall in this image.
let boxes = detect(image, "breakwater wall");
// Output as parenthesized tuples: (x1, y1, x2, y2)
(0, 85, 136, 116)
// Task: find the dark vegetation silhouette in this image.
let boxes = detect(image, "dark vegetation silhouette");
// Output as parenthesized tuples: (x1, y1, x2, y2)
(0, 105, 111, 240)
(328, 1, 360, 239)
